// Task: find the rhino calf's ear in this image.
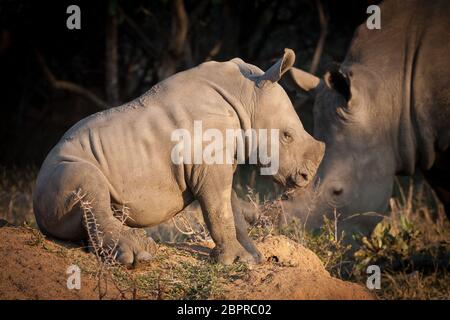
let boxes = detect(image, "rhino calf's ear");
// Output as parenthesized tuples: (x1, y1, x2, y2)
(258, 48, 296, 86)
(324, 63, 351, 101)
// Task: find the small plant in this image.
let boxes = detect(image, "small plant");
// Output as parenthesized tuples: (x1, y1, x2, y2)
(171, 212, 211, 243)
(298, 216, 352, 277)
(73, 188, 141, 299)
(353, 215, 421, 272)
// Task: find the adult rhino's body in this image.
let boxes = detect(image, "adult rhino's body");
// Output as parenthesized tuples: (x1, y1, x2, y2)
(34, 49, 324, 265)
(287, 0, 450, 234)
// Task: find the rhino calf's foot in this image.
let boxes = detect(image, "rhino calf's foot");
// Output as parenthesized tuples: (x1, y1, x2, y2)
(210, 241, 258, 265)
(96, 226, 157, 265)
(116, 228, 157, 265)
(232, 201, 264, 264)
(238, 240, 263, 264)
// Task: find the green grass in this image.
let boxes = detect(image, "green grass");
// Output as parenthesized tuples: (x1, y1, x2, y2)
(105, 247, 250, 300)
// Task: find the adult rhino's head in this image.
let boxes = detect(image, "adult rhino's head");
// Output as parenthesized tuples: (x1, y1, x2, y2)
(235, 49, 325, 192)
(285, 64, 396, 234)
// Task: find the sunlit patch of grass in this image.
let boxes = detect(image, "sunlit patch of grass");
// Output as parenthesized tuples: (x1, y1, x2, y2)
(108, 246, 249, 300)
(163, 260, 249, 300)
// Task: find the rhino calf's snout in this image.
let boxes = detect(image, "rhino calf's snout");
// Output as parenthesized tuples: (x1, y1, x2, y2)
(289, 140, 325, 189)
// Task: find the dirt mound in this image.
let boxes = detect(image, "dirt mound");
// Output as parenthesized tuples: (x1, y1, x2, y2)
(229, 236, 373, 299)
(0, 226, 121, 299)
(0, 226, 373, 300)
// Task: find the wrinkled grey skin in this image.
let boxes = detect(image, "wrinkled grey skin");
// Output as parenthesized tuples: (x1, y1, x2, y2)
(285, 0, 450, 235)
(34, 49, 324, 265)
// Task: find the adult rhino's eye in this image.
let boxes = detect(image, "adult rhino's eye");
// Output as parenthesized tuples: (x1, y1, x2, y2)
(281, 130, 293, 143)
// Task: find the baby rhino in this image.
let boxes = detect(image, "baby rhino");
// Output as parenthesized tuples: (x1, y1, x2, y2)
(33, 49, 324, 265)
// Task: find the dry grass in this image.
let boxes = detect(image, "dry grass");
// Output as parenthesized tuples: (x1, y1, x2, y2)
(0, 166, 36, 226)
(242, 176, 449, 299)
(349, 178, 450, 299)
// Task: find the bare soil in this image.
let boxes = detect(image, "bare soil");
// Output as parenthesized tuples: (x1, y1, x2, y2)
(0, 226, 373, 300)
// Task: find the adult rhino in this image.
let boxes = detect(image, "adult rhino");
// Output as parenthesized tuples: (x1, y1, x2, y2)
(286, 0, 450, 234)
(33, 49, 324, 265)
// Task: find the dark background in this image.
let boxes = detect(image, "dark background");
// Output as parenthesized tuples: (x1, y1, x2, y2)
(0, 0, 377, 166)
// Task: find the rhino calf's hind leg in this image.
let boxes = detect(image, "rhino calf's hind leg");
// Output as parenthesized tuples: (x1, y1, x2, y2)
(34, 162, 156, 265)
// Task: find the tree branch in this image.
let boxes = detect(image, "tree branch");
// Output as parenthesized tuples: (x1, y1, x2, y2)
(157, 0, 189, 80)
(105, 1, 119, 107)
(36, 51, 108, 109)
(309, 0, 328, 74)
(170, 0, 189, 57)
(118, 6, 157, 59)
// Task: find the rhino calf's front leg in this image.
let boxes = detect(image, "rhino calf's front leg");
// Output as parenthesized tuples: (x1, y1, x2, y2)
(194, 167, 259, 265)
(200, 196, 258, 264)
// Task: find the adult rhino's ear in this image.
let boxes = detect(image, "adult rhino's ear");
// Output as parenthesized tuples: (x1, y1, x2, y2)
(257, 48, 296, 86)
(285, 67, 321, 93)
(324, 63, 351, 101)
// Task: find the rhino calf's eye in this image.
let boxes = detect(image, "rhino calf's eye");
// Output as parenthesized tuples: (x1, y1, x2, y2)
(282, 131, 293, 143)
